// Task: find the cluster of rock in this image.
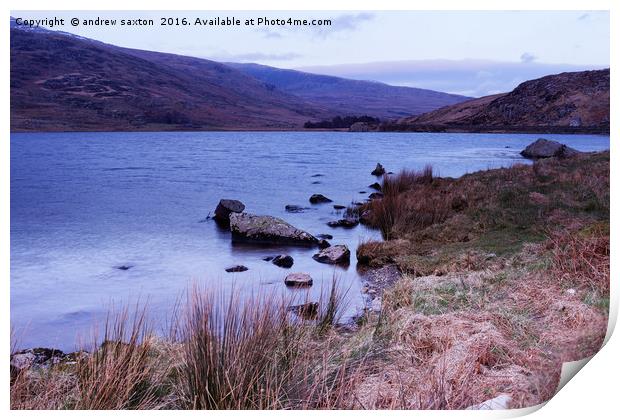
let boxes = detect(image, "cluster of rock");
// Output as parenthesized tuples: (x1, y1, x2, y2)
(212, 197, 351, 286)
(11, 347, 86, 379)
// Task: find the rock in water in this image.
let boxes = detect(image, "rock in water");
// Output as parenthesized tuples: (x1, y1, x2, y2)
(520, 138, 581, 159)
(327, 218, 359, 228)
(318, 239, 331, 249)
(284, 273, 313, 287)
(272, 255, 294, 268)
(285, 204, 311, 213)
(312, 245, 351, 265)
(288, 302, 319, 319)
(371, 163, 386, 176)
(229, 213, 318, 246)
(225, 265, 248, 273)
(368, 182, 382, 191)
(214, 199, 245, 225)
(309, 194, 333, 204)
(368, 192, 384, 200)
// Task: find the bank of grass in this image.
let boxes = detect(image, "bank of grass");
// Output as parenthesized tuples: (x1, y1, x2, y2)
(11, 152, 610, 410)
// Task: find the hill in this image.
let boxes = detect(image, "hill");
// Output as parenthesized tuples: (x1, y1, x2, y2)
(392, 69, 609, 133)
(10, 27, 331, 131)
(227, 62, 470, 120)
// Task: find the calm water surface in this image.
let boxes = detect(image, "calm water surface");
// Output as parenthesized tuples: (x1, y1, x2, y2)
(10, 131, 610, 350)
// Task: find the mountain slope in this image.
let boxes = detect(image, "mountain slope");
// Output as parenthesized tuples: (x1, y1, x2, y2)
(227, 63, 470, 119)
(395, 69, 609, 132)
(10, 28, 331, 131)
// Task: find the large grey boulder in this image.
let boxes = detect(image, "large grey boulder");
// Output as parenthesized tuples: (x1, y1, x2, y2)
(520, 138, 581, 159)
(230, 213, 318, 246)
(214, 199, 245, 225)
(312, 245, 351, 265)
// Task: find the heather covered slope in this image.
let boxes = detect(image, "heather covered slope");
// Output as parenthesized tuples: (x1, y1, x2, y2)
(228, 62, 470, 119)
(10, 28, 331, 131)
(393, 69, 610, 133)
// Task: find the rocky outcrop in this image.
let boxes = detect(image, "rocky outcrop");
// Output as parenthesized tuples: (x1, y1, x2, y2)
(520, 138, 581, 159)
(397, 69, 610, 133)
(214, 199, 245, 225)
(10, 348, 81, 379)
(284, 273, 313, 287)
(230, 213, 318, 246)
(312, 245, 351, 265)
(371, 163, 386, 176)
(309, 194, 332, 204)
(272, 255, 294, 268)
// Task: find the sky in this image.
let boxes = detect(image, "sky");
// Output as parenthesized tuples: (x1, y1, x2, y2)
(11, 10, 610, 96)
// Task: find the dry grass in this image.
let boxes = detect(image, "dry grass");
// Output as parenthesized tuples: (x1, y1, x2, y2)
(11, 282, 359, 410)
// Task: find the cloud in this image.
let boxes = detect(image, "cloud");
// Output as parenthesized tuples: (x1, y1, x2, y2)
(520, 52, 537, 63)
(256, 28, 282, 39)
(210, 51, 302, 62)
(312, 12, 375, 38)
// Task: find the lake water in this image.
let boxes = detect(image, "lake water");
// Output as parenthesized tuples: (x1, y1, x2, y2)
(10, 131, 610, 350)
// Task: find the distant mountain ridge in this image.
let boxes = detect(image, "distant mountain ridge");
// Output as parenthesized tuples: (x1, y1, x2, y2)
(227, 62, 470, 119)
(392, 69, 609, 133)
(10, 26, 333, 131)
(10, 23, 469, 132)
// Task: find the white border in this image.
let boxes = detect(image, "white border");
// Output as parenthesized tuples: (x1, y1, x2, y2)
(3, 1, 616, 419)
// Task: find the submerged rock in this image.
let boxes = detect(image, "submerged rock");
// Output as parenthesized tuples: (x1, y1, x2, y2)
(272, 255, 294, 268)
(327, 218, 359, 228)
(214, 199, 246, 225)
(312, 245, 351, 265)
(114, 265, 133, 271)
(333, 204, 346, 210)
(225, 265, 248, 273)
(230, 213, 318, 246)
(285, 204, 311, 213)
(368, 182, 382, 191)
(309, 194, 333, 204)
(288, 302, 319, 319)
(520, 138, 581, 159)
(316, 233, 333, 240)
(371, 163, 386, 176)
(284, 273, 313, 287)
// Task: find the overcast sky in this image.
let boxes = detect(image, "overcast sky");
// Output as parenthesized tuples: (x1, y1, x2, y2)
(11, 10, 610, 96)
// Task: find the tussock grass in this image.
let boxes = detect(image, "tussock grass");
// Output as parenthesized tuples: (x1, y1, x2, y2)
(11, 281, 359, 410)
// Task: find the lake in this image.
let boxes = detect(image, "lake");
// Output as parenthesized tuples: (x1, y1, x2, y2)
(10, 131, 610, 350)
